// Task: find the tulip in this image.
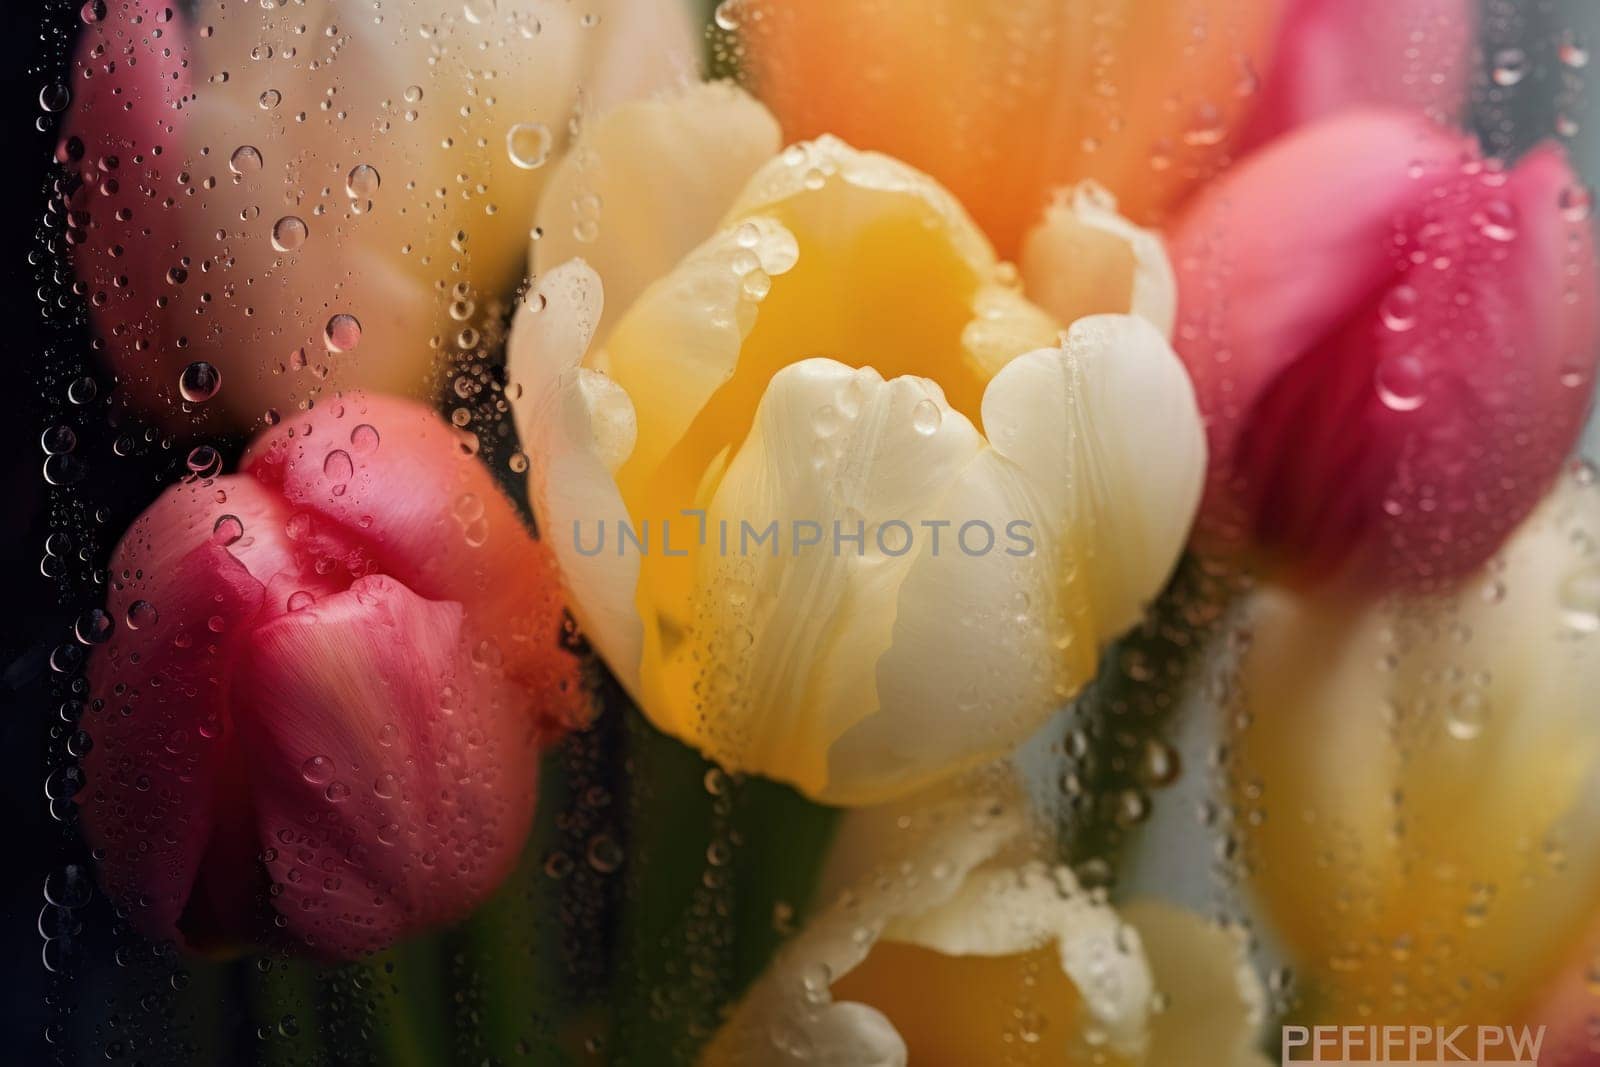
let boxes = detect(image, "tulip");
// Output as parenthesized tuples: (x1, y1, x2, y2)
(1230, 468, 1600, 1024)
(508, 84, 1205, 805)
(1239, 0, 1475, 150)
(704, 785, 1269, 1065)
(733, 0, 1283, 256)
(1170, 110, 1600, 590)
(58, 0, 692, 428)
(79, 394, 583, 958)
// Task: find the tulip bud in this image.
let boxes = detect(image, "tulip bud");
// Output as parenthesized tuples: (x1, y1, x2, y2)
(1170, 110, 1600, 590)
(80, 395, 583, 958)
(58, 0, 692, 429)
(1232, 468, 1600, 1023)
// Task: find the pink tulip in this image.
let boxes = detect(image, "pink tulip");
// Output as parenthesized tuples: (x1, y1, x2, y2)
(1170, 110, 1600, 590)
(80, 395, 585, 958)
(1241, 0, 1477, 151)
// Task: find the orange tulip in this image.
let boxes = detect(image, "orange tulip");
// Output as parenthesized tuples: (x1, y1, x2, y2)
(735, 0, 1284, 255)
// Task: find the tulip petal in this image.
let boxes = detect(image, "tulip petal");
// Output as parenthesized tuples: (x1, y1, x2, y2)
(534, 82, 782, 341)
(1241, 0, 1476, 150)
(1172, 110, 1600, 587)
(233, 575, 541, 958)
(1234, 472, 1600, 1021)
(1120, 902, 1271, 1067)
(63, 0, 690, 427)
(737, 0, 1282, 253)
(509, 261, 646, 694)
(658, 359, 984, 800)
(831, 315, 1205, 801)
(242, 394, 584, 732)
(81, 479, 273, 950)
(1021, 183, 1177, 337)
(706, 787, 1153, 1065)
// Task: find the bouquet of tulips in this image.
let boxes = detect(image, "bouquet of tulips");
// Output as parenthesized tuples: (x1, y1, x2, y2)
(31, 0, 1600, 1063)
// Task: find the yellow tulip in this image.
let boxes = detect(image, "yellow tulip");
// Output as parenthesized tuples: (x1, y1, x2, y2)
(1232, 468, 1600, 1023)
(509, 84, 1205, 804)
(733, 0, 1283, 256)
(64, 0, 693, 427)
(703, 785, 1270, 1066)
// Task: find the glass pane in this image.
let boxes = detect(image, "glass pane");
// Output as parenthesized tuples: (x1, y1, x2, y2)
(8, 1, 1599, 1063)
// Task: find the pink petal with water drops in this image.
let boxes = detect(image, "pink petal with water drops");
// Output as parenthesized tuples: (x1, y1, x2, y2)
(1241, 0, 1475, 151)
(1171, 109, 1600, 589)
(232, 575, 540, 959)
(58, 0, 194, 418)
(242, 395, 585, 731)
(81, 479, 269, 952)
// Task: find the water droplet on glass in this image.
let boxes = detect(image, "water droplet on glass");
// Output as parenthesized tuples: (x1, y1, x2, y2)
(1560, 31, 1590, 69)
(505, 122, 552, 170)
(271, 215, 308, 252)
(187, 445, 223, 477)
(39, 84, 70, 113)
(300, 755, 334, 784)
(229, 145, 264, 175)
(40, 426, 77, 455)
(1374, 354, 1427, 412)
(1491, 48, 1528, 87)
(350, 424, 380, 454)
(44, 865, 93, 909)
(1475, 199, 1518, 242)
(179, 361, 222, 403)
(1560, 568, 1600, 633)
(323, 449, 353, 483)
(126, 599, 159, 631)
(74, 608, 114, 645)
(212, 514, 244, 546)
(324, 313, 362, 353)
(1561, 183, 1594, 223)
(346, 163, 380, 199)
(1379, 285, 1420, 332)
(259, 88, 282, 110)
(1446, 691, 1490, 741)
